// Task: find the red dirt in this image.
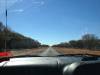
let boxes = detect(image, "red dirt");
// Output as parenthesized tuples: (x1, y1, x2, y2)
(0, 52, 12, 57)
(0, 47, 48, 57)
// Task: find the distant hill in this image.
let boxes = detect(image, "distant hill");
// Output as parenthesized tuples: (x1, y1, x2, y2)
(0, 22, 41, 50)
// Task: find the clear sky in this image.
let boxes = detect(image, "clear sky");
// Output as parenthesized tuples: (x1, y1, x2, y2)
(0, 0, 100, 45)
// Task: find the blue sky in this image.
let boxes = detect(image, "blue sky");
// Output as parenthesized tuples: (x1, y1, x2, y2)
(0, 0, 100, 45)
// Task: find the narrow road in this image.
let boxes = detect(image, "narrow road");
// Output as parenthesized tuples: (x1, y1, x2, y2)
(39, 47, 61, 56)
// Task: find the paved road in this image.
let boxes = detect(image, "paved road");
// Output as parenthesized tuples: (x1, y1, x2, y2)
(39, 47, 61, 56)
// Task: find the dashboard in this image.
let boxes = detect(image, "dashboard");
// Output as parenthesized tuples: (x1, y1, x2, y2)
(0, 56, 100, 75)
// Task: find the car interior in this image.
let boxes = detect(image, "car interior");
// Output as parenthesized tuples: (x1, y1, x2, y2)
(0, 56, 100, 75)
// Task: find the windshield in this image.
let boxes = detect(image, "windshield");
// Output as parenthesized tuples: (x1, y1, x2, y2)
(0, 0, 100, 57)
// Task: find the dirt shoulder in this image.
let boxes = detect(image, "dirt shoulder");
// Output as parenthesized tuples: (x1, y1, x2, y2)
(11, 47, 48, 56)
(54, 47, 100, 56)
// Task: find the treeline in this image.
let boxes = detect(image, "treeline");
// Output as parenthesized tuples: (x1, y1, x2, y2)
(0, 22, 41, 51)
(52, 34, 100, 50)
(41, 44, 49, 47)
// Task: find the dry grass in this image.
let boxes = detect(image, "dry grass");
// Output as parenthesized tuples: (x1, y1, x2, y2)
(54, 47, 100, 56)
(11, 47, 48, 56)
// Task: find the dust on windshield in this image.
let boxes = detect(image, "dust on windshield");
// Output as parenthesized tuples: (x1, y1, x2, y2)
(0, 0, 100, 57)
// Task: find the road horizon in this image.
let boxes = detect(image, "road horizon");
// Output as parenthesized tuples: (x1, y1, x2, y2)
(39, 47, 61, 56)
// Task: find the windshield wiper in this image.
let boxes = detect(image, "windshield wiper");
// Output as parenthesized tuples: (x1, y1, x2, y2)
(57, 54, 99, 61)
(0, 57, 9, 62)
(57, 54, 100, 57)
(82, 56, 98, 61)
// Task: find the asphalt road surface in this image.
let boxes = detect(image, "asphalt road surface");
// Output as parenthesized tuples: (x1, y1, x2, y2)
(39, 47, 61, 56)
